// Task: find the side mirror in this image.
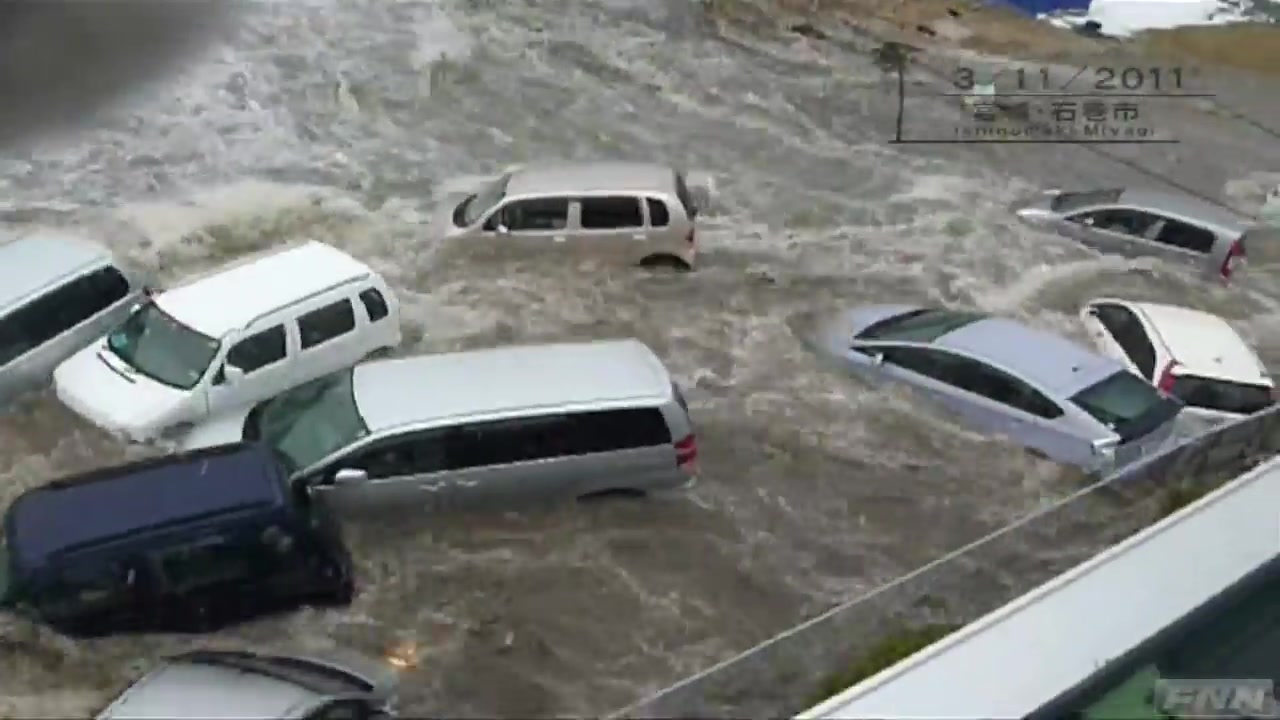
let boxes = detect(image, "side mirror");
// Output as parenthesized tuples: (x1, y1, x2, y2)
(332, 468, 368, 485)
(1091, 437, 1119, 457)
(223, 364, 246, 384)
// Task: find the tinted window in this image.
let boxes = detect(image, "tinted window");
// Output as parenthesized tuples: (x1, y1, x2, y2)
(580, 196, 643, 229)
(565, 408, 671, 454)
(883, 347, 1062, 419)
(1050, 188, 1123, 212)
(307, 700, 373, 720)
(647, 198, 671, 227)
(487, 198, 569, 231)
(33, 560, 135, 619)
(1090, 304, 1157, 378)
(1071, 370, 1182, 443)
(0, 265, 131, 366)
(1071, 209, 1160, 237)
(342, 430, 449, 479)
(155, 541, 252, 593)
(359, 288, 389, 322)
(446, 409, 671, 469)
(226, 325, 287, 373)
(1155, 219, 1216, 253)
(1170, 375, 1273, 415)
(298, 300, 356, 350)
(856, 309, 986, 343)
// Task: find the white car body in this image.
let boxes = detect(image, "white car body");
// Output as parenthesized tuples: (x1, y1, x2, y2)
(1080, 298, 1273, 426)
(54, 241, 402, 441)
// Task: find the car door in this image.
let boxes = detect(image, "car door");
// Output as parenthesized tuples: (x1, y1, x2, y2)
(444, 414, 581, 509)
(309, 428, 458, 516)
(574, 195, 647, 260)
(1081, 303, 1158, 380)
(148, 536, 259, 631)
(296, 298, 364, 376)
(1147, 217, 1218, 271)
(206, 323, 295, 417)
(1061, 207, 1164, 257)
(483, 196, 573, 249)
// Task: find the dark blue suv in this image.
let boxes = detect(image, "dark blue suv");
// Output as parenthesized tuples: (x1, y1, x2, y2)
(0, 442, 354, 637)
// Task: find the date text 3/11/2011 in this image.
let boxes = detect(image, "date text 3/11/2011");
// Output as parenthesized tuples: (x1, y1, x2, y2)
(953, 66, 1187, 93)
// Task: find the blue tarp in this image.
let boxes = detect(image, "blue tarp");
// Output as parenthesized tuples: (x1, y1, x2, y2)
(998, 0, 1091, 15)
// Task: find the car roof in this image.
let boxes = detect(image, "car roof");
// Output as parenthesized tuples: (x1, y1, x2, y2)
(1123, 301, 1270, 385)
(101, 656, 320, 719)
(154, 241, 373, 338)
(934, 317, 1120, 396)
(352, 339, 673, 430)
(5, 443, 285, 570)
(1116, 187, 1251, 236)
(0, 233, 113, 313)
(505, 162, 676, 197)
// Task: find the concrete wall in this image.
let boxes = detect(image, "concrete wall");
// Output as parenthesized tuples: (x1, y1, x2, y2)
(610, 403, 1280, 719)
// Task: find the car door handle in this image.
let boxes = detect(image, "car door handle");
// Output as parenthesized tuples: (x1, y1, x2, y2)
(630, 233, 645, 240)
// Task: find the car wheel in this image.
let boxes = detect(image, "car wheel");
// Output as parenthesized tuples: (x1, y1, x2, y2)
(639, 253, 692, 272)
(577, 488, 647, 503)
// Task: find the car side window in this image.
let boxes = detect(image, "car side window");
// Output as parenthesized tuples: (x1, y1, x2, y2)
(947, 357, 1065, 419)
(580, 196, 643, 229)
(1091, 304, 1157, 379)
(154, 540, 252, 593)
(487, 198, 570, 231)
(226, 325, 287, 373)
(342, 429, 449, 479)
(565, 408, 671, 454)
(646, 198, 671, 227)
(1070, 209, 1160, 237)
(880, 345, 952, 379)
(305, 699, 374, 720)
(298, 299, 356, 350)
(33, 559, 137, 619)
(359, 288, 389, 322)
(2, 265, 134, 365)
(1153, 219, 1215, 254)
(448, 415, 573, 469)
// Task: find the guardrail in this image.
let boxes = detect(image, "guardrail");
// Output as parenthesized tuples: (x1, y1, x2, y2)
(609, 404, 1280, 719)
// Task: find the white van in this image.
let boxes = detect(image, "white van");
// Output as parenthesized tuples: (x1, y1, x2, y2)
(54, 241, 402, 441)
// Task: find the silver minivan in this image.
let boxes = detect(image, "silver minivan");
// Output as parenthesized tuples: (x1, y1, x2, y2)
(0, 233, 149, 408)
(180, 339, 699, 513)
(431, 162, 701, 270)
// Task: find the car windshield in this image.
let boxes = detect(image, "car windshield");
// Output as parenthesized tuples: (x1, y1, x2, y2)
(1071, 370, 1183, 442)
(1170, 375, 1273, 415)
(253, 370, 370, 474)
(106, 302, 221, 390)
(1050, 188, 1123, 213)
(454, 173, 511, 227)
(855, 308, 986, 343)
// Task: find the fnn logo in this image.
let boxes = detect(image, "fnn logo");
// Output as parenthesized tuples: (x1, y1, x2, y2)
(1155, 678, 1277, 718)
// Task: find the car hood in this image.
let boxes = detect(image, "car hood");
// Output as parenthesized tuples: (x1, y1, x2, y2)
(54, 344, 189, 440)
(179, 405, 254, 452)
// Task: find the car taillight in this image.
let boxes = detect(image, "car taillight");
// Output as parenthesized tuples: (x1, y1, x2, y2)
(686, 228, 696, 246)
(1220, 239, 1245, 280)
(1157, 360, 1180, 393)
(675, 434, 697, 468)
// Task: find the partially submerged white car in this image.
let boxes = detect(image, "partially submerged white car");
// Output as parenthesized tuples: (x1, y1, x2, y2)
(1080, 298, 1274, 424)
(54, 241, 402, 442)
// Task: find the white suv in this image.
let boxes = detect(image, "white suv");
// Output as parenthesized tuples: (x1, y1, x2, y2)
(54, 241, 402, 441)
(1080, 298, 1273, 425)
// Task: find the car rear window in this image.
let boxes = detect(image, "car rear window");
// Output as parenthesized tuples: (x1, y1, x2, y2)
(1170, 375, 1273, 415)
(1070, 370, 1183, 443)
(855, 309, 985, 343)
(1051, 188, 1123, 213)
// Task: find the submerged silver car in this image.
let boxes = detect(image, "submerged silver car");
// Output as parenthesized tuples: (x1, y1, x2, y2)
(181, 339, 698, 513)
(97, 648, 399, 719)
(812, 305, 1183, 473)
(1012, 187, 1253, 282)
(0, 233, 149, 409)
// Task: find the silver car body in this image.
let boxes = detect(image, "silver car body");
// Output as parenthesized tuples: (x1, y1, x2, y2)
(431, 161, 700, 269)
(97, 648, 399, 719)
(181, 339, 698, 514)
(1012, 187, 1252, 281)
(0, 233, 148, 409)
(813, 306, 1183, 473)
